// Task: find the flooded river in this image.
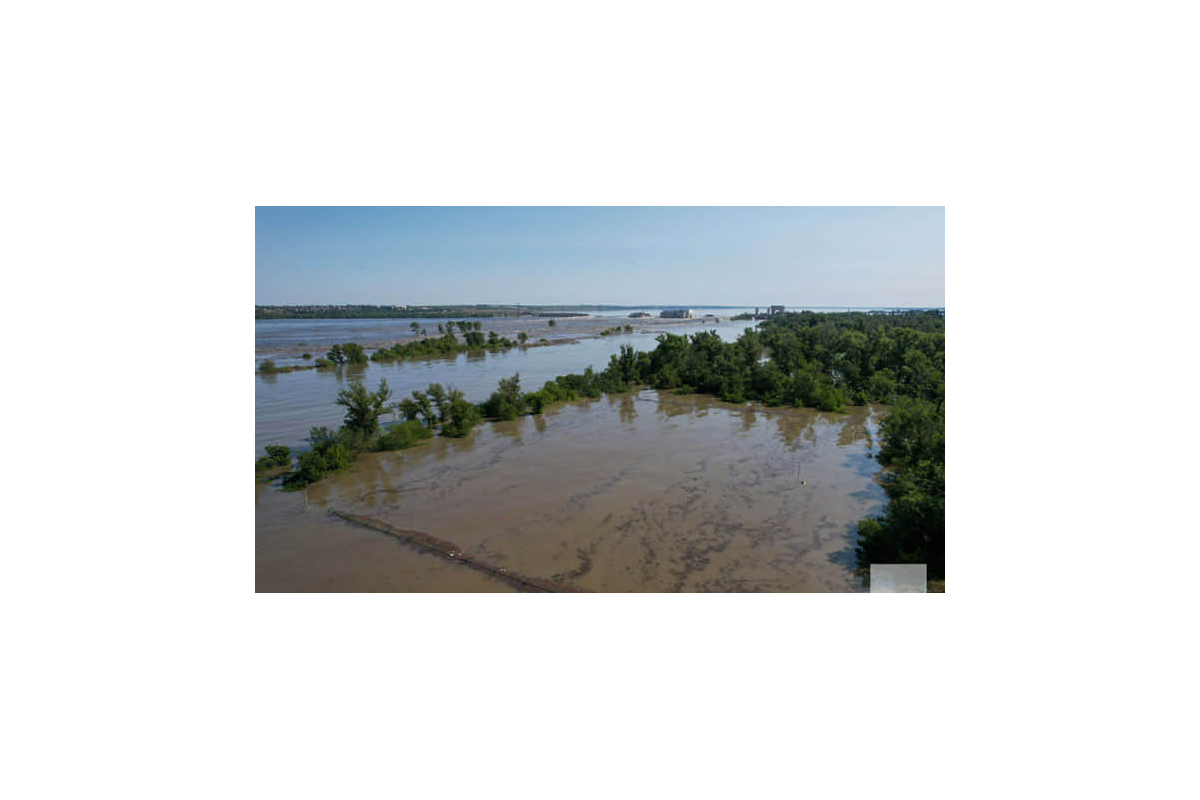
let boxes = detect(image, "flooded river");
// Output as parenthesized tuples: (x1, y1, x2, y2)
(255, 391, 887, 592)
(256, 315, 756, 454)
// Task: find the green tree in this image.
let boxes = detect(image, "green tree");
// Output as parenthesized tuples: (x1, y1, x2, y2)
(426, 383, 449, 421)
(408, 389, 435, 426)
(548, 319, 556, 327)
(335, 379, 393, 436)
(441, 392, 481, 437)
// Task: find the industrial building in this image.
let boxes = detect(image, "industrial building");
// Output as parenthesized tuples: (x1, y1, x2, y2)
(659, 309, 693, 319)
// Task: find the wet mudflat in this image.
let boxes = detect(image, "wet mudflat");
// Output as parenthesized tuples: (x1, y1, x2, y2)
(255, 390, 888, 592)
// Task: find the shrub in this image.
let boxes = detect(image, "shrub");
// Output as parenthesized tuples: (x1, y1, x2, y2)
(301, 352, 312, 359)
(258, 360, 278, 374)
(441, 396, 481, 437)
(283, 445, 353, 489)
(483, 395, 519, 420)
(524, 390, 547, 414)
(256, 445, 291, 476)
(376, 419, 434, 451)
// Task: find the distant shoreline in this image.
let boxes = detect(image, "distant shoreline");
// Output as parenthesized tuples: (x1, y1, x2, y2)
(255, 304, 749, 320)
(256, 303, 942, 320)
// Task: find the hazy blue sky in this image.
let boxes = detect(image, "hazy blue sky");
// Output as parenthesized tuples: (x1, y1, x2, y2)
(255, 207, 944, 306)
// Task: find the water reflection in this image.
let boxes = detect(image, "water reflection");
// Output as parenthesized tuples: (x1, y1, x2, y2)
(772, 415, 797, 450)
(492, 417, 525, 443)
(837, 411, 870, 447)
(619, 395, 637, 424)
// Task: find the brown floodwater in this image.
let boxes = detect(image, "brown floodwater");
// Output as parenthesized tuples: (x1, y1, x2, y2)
(255, 390, 888, 592)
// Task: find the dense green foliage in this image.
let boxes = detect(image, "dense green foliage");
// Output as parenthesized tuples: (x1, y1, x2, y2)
(367, 331, 516, 363)
(335, 379, 393, 436)
(600, 325, 634, 335)
(376, 419, 433, 451)
(255, 444, 291, 475)
(325, 342, 368, 365)
(282, 427, 358, 489)
(730, 313, 754, 320)
(854, 397, 945, 578)
(481, 374, 526, 420)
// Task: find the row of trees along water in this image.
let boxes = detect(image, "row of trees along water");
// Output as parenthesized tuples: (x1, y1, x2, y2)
(256, 320, 568, 374)
(257, 311, 944, 579)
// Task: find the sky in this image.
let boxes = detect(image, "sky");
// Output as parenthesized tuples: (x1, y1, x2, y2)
(255, 207, 944, 307)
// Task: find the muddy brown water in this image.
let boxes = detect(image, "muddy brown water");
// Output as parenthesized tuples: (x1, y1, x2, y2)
(256, 390, 887, 592)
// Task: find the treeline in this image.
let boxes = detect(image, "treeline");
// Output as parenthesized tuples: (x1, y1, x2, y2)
(367, 329, 520, 363)
(266, 365, 638, 489)
(258, 327, 525, 373)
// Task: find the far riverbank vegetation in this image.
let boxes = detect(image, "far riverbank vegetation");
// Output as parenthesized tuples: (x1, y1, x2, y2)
(260, 311, 945, 579)
(256, 304, 589, 320)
